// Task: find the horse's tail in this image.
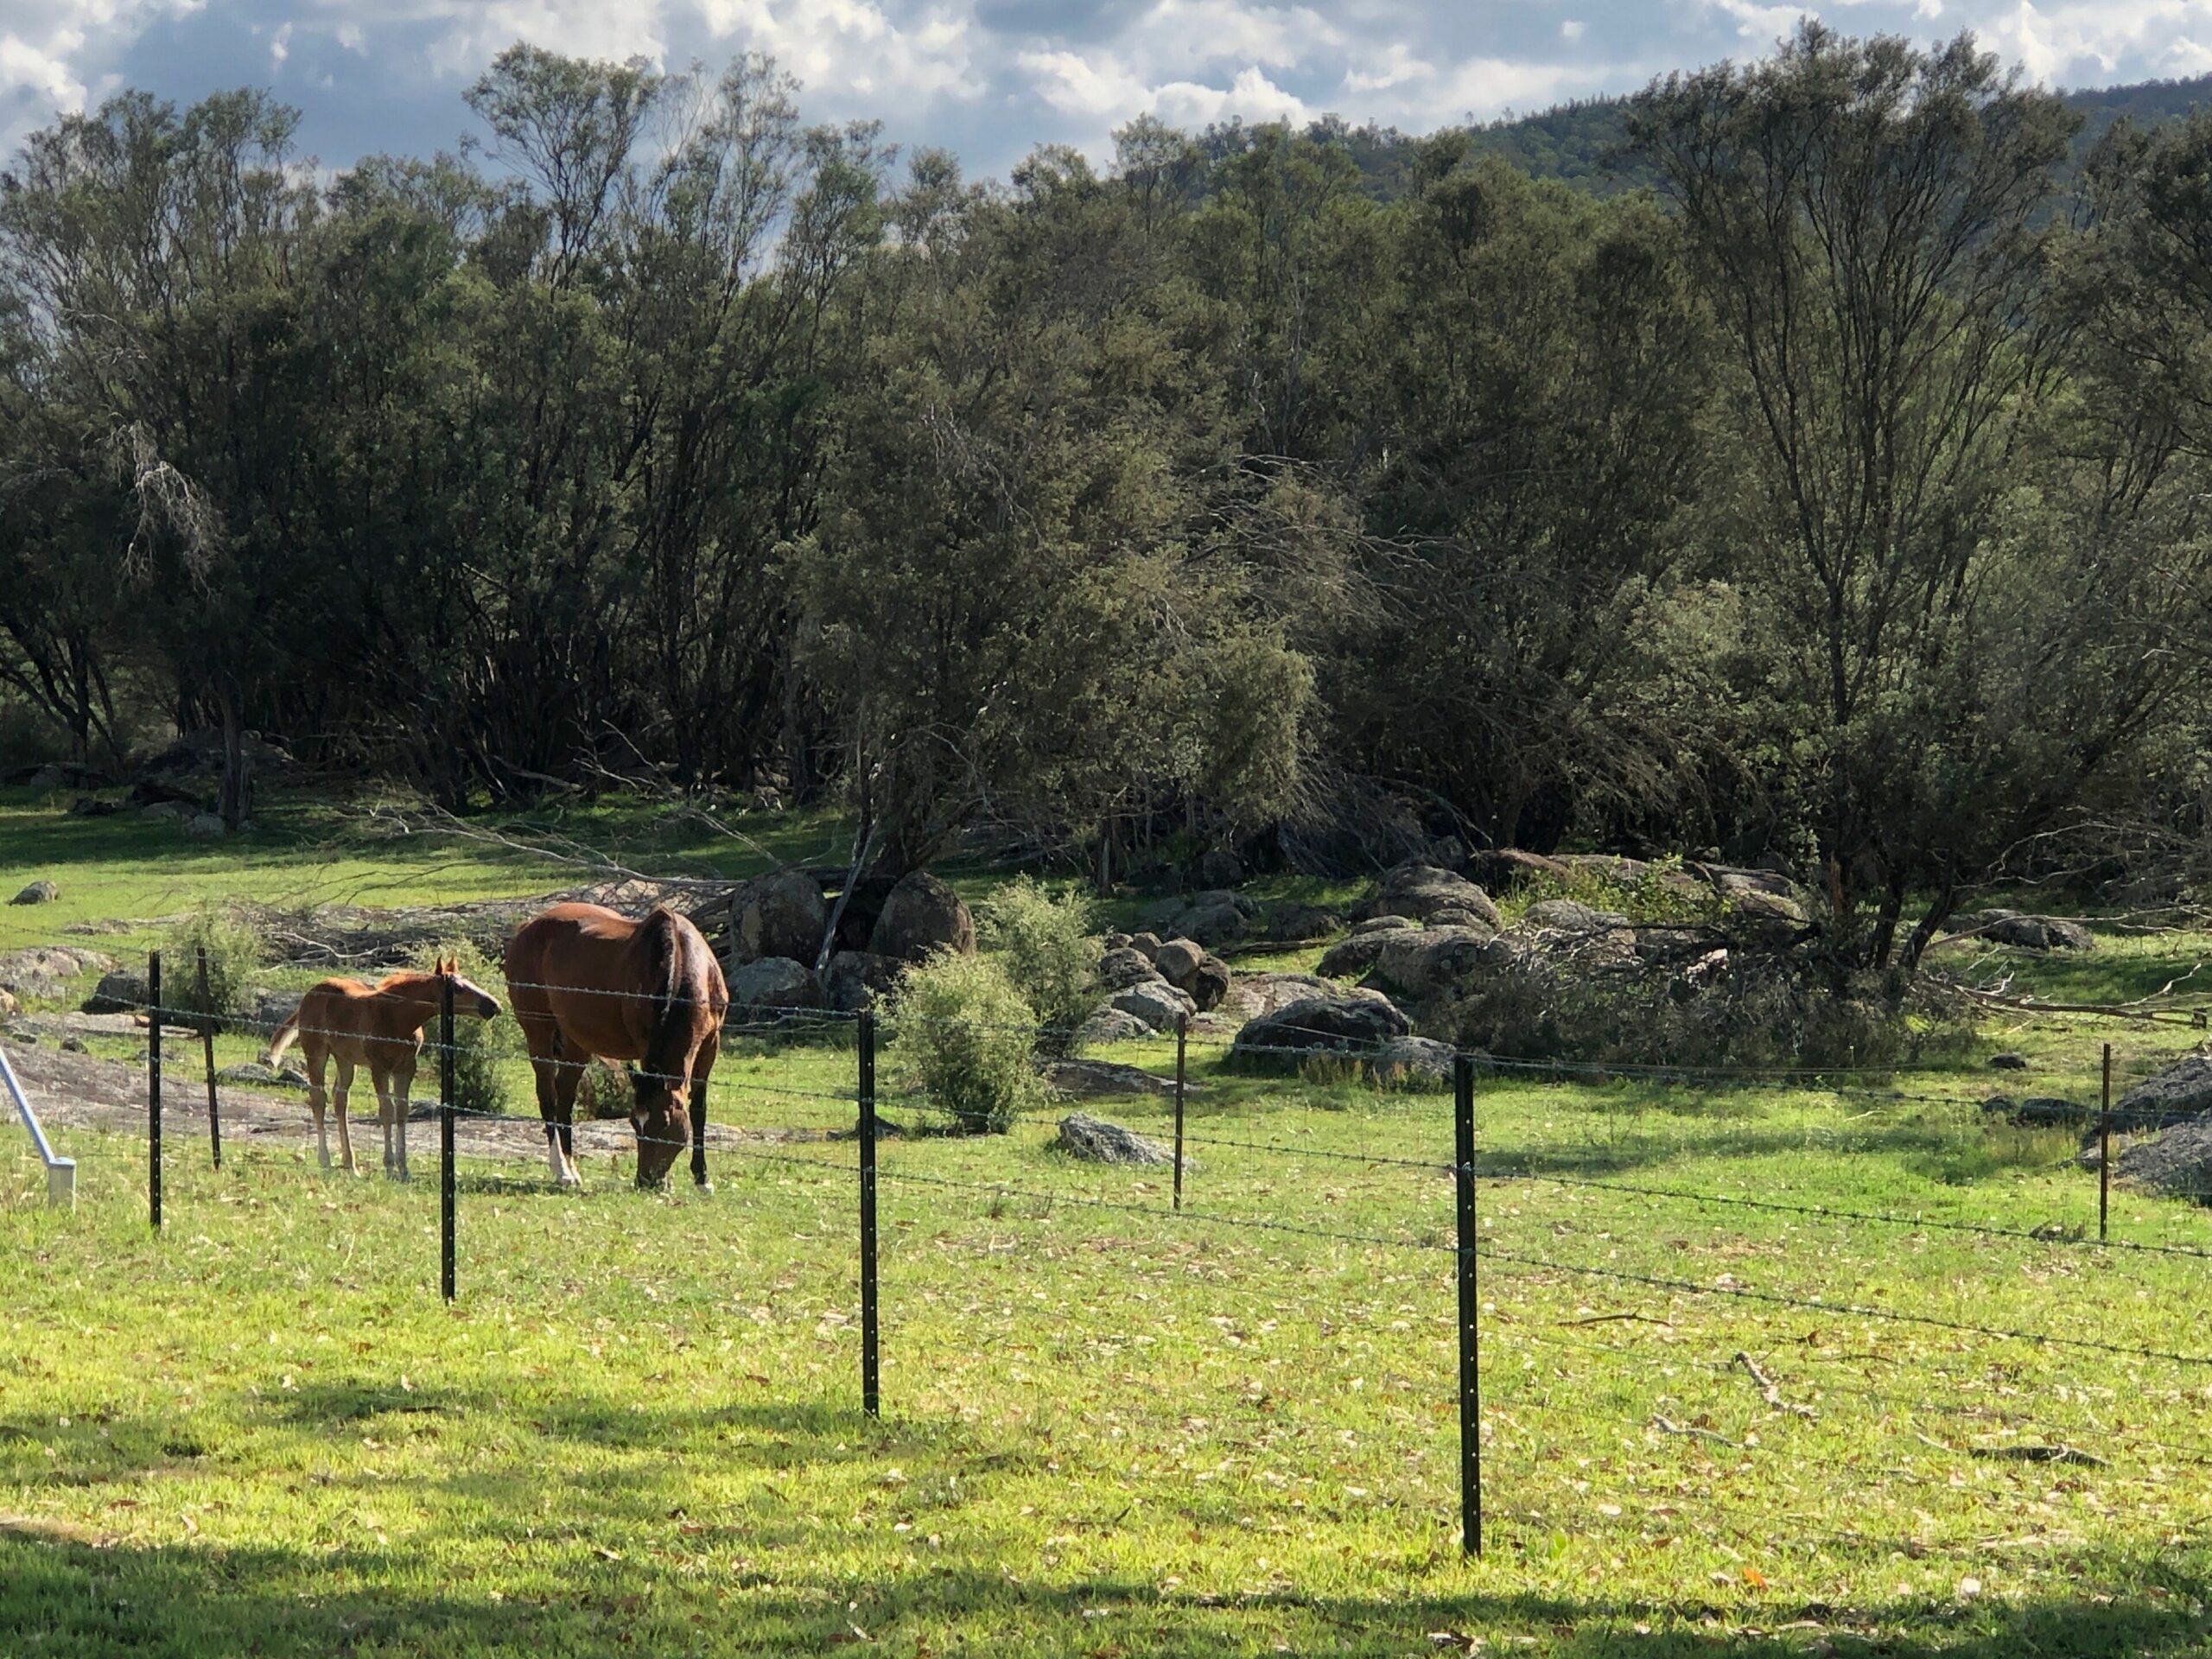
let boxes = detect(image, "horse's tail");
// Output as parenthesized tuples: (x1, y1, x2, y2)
(641, 908, 696, 1086)
(264, 1001, 303, 1068)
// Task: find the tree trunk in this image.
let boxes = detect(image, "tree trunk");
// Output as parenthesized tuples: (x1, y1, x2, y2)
(217, 676, 250, 830)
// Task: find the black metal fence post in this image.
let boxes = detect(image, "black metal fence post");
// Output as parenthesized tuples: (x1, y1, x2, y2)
(148, 950, 162, 1231)
(197, 946, 221, 1169)
(1173, 1014, 1187, 1211)
(441, 976, 456, 1303)
(859, 1009, 880, 1419)
(2100, 1042, 2113, 1243)
(1453, 1051, 1480, 1557)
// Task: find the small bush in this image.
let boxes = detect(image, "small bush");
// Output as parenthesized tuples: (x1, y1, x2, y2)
(1503, 857, 1724, 927)
(575, 1058, 633, 1120)
(407, 939, 519, 1119)
(976, 877, 1101, 1056)
(893, 950, 1051, 1134)
(162, 906, 264, 1030)
(1440, 947, 1922, 1071)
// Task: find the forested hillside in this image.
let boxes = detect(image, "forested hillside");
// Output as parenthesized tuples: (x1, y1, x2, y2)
(5, 25, 2212, 972)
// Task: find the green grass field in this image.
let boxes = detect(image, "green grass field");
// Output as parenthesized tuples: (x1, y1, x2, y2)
(7, 791, 2212, 1655)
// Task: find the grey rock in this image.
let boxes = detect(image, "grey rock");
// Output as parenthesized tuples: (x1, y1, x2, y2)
(1954, 909, 2094, 952)
(1980, 1095, 2093, 1128)
(1726, 888, 1809, 928)
(868, 871, 976, 964)
(139, 801, 189, 820)
(2098, 1116, 2212, 1198)
(1218, 971, 1344, 1023)
(183, 812, 226, 838)
(1041, 1058, 1192, 1098)
(1521, 899, 1631, 933)
(1187, 955, 1232, 1014)
(1351, 916, 1419, 938)
(1052, 1113, 1179, 1167)
(1110, 979, 1197, 1033)
(9, 880, 59, 906)
(1153, 938, 1207, 990)
(1098, 947, 1162, 992)
(725, 956, 823, 1015)
(1988, 1052, 2030, 1071)
(728, 868, 829, 966)
(86, 968, 149, 1014)
(1366, 863, 1501, 929)
(1373, 1035, 1456, 1086)
(0, 945, 111, 999)
(824, 950, 901, 1014)
(1127, 932, 1164, 963)
(1156, 894, 1249, 948)
(1230, 993, 1413, 1067)
(1318, 931, 1395, 981)
(2110, 1056, 2212, 1132)
(1192, 849, 1243, 890)
(1075, 1006, 1152, 1046)
(1371, 926, 1500, 1001)
(1262, 903, 1342, 943)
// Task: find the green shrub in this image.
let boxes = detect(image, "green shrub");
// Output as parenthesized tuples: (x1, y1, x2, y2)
(893, 950, 1051, 1134)
(407, 939, 519, 1119)
(1502, 856, 1724, 927)
(976, 877, 1101, 1056)
(162, 906, 264, 1030)
(575, 1058, 633, 1121)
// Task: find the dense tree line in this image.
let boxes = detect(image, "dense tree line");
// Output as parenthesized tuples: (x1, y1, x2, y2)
(5, 24, 2212, 969)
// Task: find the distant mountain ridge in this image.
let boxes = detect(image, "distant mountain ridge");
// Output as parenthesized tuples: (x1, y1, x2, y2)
(1285, 72, 2212, 198)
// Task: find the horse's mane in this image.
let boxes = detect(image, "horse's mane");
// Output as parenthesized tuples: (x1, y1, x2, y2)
(372, 970, 436, 993)
(639, 906, 696, 1084)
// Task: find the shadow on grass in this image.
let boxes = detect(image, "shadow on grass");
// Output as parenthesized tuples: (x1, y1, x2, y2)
(0, 1531, 2206, 1657)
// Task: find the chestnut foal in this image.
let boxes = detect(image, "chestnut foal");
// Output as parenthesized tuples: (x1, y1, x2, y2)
(264, 958, 503, 1179)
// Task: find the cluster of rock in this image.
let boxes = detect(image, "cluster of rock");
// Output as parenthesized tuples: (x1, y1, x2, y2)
(1082, 931, 1233, 1041)
(1135, 889, 1341, 950)
(2058, 1057, 2212, 1196)
(1307, 861, 1800, 1023)
(717, 868, 975, 1019)
(10, 880, 58, 906)
(1943, 909, 2095, 953)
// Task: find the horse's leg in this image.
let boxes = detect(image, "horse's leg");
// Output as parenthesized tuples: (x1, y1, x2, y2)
(550, 1054, 583, 1188)
(306, 1046, 331, 1171)
(518, 1003, 569, 1186)
(391, 1057, 415, 1184)
(371, 1067, 397, 1181)
(333, 1059, 359, 1178)
(689, 1028, 719, 1192)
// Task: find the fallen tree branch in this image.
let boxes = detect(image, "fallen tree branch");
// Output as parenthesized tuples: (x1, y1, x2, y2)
(1733, 1351, 1816, 1419)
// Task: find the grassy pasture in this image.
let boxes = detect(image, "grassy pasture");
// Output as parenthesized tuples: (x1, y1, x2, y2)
(7, 793, 2212, 1654)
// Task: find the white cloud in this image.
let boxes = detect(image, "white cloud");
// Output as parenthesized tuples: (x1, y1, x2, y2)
(1342, 40, 1433, 93)
(700, 0, 975, 100)
(1020, 45, 1147, 117)
(1021, 46, 1310, 136)
(270, 20, 291, 67)
(1561, 18, 1586, 40)
(0, 0, 203, 151)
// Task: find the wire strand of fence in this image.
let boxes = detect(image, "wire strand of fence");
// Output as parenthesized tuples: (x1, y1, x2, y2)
(864, 1162, 1451, 1253)
(1476, 1243, 2212, 1369)
(1491, 1318, 2212, 1467)
(1480, 1164, 2212, 1262)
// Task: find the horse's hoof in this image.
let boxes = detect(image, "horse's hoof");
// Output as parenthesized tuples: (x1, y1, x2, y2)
(694, 1179, 715, 1195)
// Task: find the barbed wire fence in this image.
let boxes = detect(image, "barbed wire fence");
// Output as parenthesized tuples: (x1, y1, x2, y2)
(6, 944, 2210, 1562)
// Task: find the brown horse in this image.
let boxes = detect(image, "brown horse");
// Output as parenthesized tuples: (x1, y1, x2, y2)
(264, 959, 503, 1179)
(502, 904, 728, 1190)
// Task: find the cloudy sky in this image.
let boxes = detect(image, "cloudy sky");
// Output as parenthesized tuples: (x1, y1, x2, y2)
(3, 0, 2209, 181)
